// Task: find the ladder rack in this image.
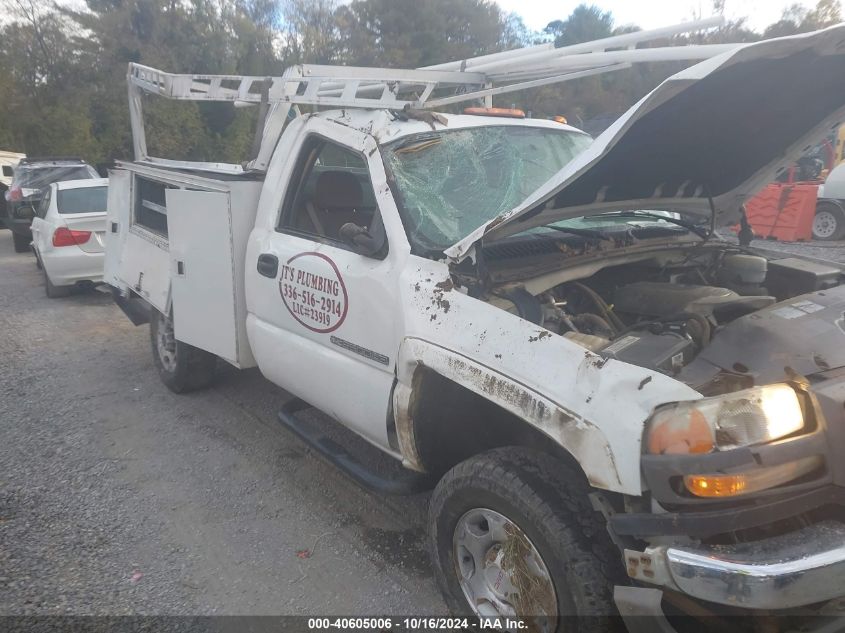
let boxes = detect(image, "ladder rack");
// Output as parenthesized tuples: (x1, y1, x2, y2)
(126, 15, 738, 171)
(128, 63, 488, 107)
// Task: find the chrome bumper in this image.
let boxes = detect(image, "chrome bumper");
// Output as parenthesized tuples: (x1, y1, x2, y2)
(625, 521, 845, 610)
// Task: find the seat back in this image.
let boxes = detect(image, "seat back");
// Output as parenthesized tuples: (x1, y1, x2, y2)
(312, 170, 364, 239)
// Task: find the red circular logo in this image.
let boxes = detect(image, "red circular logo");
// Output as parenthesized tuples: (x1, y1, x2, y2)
(278, 252, 349, 333)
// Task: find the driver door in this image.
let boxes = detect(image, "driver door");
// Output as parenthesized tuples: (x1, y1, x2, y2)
(246, 120, 402, 450)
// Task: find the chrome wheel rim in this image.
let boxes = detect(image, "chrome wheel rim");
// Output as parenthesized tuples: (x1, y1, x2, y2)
(453, 508, 557, 627)
(814, 210, 838, 239)
(156, 312, 178, 372)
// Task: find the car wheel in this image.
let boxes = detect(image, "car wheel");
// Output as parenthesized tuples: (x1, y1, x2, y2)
(812, 202, 845, 241)
(44, 269, 72, 298)
(12, 232, 30, 253)
(429, 447, 624, 632)
(150, 309, 217, 393)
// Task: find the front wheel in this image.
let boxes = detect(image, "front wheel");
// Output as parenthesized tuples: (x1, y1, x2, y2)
(150, 309, 217, 393)
(813, 201, 845, 241)
(429, 448, 624, 632)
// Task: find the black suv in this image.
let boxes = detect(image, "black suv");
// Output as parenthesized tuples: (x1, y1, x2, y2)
(4, 157, 99, 252)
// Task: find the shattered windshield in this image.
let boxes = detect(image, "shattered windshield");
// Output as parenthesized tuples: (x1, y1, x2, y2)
(382, 125, 591, 252)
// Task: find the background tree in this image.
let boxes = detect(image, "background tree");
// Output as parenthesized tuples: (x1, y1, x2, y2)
(280, 0, 344, 64)
(545, 4, 614, 47)
(0, 0, 839, 164)
(764, 0, 841, 37)
(335, 0, 508, 67)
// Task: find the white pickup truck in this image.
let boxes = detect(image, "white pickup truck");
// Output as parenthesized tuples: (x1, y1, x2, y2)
(106, 26, 845, 630)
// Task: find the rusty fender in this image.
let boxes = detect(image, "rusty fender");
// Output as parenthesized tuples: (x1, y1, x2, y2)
(393, 337, 624, 491)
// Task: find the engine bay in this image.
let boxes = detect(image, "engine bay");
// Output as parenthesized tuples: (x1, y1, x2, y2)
(486, 245, 844, 390)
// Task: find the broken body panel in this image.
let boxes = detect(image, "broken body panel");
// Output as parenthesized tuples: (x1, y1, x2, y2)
(447, 24, 845, 262)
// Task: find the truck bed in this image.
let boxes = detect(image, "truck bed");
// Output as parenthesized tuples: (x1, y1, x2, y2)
(105, 161, 263, 368)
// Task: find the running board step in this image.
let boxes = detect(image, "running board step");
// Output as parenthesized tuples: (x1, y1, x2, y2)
(277, 398, 434, 496)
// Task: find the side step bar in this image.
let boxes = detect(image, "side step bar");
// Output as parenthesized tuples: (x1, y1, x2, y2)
(277, 398, 434, 496)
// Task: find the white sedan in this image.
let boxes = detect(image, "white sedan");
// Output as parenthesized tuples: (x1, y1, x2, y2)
(30, 178, 108, 297)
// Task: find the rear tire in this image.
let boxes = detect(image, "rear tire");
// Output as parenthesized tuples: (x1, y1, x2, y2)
(150, 309, 217, 393)
(429, 447, 624, 632)
(12, 232, 29, 253)
(44, 269, 72, 298)
(813, 201, 845, 241)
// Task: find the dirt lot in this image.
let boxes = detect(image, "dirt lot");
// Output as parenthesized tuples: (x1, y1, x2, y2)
(717, 230, 845, 264)
(3, 226, 844, 619)
(0, 230, 445, 616)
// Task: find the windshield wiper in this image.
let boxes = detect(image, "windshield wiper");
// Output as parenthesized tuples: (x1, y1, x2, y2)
(538, 224, 612, 241)
(606, 211, 710, 239)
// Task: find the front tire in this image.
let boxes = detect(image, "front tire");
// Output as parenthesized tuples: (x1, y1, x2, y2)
(813, 201, 845, 241)
(429, 448, 624, 632)
(150, 309, 217, 393)
(12, 232, 30, 253)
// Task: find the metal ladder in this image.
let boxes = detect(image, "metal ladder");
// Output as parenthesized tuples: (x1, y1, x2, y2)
(126, 15, 738, 171)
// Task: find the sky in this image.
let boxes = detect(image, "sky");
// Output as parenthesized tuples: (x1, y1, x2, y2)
(493, 0, 815, 32)
(7, 0, 819, 36)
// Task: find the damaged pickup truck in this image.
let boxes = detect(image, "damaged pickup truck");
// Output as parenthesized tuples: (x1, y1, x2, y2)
(105, 25, 845, 631)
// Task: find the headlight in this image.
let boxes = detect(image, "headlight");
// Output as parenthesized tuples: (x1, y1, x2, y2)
(646, 384, 805, 455)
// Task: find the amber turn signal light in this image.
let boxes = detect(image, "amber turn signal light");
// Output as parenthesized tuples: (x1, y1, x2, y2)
(684, 456, 822, 498)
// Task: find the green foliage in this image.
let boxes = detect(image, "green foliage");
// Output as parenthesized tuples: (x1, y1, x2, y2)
(545, 4, 613, 47)
(0, 0, 280, 164)
(0, 0, 838, 162)
(334, 0, 506, 67)
(764, 0, 841, 37)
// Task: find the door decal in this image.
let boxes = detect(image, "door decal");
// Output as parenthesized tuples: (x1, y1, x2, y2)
(279, 251, 349, 333)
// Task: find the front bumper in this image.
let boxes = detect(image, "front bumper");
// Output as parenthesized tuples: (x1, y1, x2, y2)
(625, 521, 845, 610)
(614, 587, 845, 633)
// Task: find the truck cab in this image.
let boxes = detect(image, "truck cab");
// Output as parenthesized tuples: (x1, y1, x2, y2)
(245, 110, 597, 452)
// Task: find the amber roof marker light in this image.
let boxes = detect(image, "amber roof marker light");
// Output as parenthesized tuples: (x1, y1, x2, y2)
(463, 107, 526, 119)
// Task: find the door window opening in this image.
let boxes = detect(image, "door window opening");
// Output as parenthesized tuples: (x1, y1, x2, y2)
(278, 137, 386, 257)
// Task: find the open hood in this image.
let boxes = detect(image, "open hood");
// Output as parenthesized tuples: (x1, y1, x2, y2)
(446, 25, 845, 263)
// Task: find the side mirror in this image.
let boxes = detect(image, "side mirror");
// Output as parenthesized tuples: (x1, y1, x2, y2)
(2, 166, 12, 177)
(339, 222, 384, 257)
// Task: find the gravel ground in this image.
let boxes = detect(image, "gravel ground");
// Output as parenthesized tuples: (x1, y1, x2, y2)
(716, 229, 845, 264)
(3, 226, 842, 624)
(0, 230, 445, 617)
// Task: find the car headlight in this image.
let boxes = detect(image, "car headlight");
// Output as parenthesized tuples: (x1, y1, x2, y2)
(646, 384, 805, 455)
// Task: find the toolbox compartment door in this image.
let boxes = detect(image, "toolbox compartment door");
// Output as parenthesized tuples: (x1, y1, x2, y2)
(166, 189, 238, 364)
(104, 169, 130, 288)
